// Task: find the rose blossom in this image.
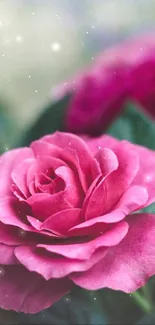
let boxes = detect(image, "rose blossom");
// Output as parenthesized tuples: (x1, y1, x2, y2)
(0, 132, 155, 313)
(52, 34, 155, 135)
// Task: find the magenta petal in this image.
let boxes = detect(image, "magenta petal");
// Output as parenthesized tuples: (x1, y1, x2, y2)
(101, 142, 139, 214)
(27, 193, 74, 221)
(83, 135, 119, 156)
(11, 158, 35, 199)
(132, 144, 155, 205)
(42, 132, 100, 191)
(70, 213, 155, 293)
(69, 185, 148, 236)
(41, 208, 81, 235)
(84, 149, 119, 220)
(0, 265, 73, 313)
(0, 223, 25, 245)
(0, 244, 17, 264)
(0, 148, 33, 197)
(55, 166, 83, 206)
(38, 221, 128, 260)
(0, 196, 32, 231)
(95, 148, 119, 175)
(15, 245, 107, 279)
(31, 140, 61, 158)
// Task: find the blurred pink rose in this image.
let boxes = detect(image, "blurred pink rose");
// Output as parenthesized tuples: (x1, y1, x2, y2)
(0, 132, 155, 313)
(52, 34, 155, 134)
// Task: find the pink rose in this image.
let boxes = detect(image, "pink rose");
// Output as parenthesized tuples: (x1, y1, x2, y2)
(52, 34, 155, 134)
(0, 132, 155, 314)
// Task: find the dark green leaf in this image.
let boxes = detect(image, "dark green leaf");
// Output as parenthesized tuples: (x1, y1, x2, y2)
(137, 312, 155, 324)
(107, 102, 155, 150)
(15, 95, 71, 148)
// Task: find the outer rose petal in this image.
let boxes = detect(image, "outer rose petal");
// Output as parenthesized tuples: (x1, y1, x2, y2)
(0, 196, 33, 231)
(0, 265, 73, 314)
(70, 213, 155, 293)
(131, 144, 155, 205)
(83, 134, 119, 156)
(0, 148, 34, 197)
(0, 244, 17, 264)
(38, 221, 128, 260)
(86, 135, 155, 205)
(15, 246, 108, 280)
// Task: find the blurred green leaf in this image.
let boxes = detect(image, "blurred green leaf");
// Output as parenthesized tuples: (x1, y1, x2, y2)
(107, 102, 155, 150)
(137, 311, 155, 324)
(15, 95, 71, 148)
(0, 99, 17, 154)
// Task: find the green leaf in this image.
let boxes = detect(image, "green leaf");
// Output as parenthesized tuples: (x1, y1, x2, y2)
(107, 102, 155, 150)
(0, 99, 17, 154)
(15, 95, 71, 148)
(137, 312, 155, 325)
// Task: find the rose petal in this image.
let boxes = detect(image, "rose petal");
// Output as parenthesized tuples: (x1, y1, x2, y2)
(41, 132, 100, 191)
(95, 148, 119, 175)
(11, 158, 35, 199)
(69, 185, 148, 236)
(15, 245, 108, 280)
(27, 192, 76, 221)
(84, 149, 119, 220)
(0, 265, 73, 313)
(41, 208, 82, 235)
(0, 197, 32, 231)
(82, 135, 119, 156)
(70, 213, 155, 293)
(0, 244, 17, 264)
(55, 166, 83, 206)
(101, 142, 139, 214)
(0, 223, 24, 245)
(86, 135, 155, 206)
(38, 221, 128, 260)
(0, 148, 33, 197)
(131, 144, 155, 205)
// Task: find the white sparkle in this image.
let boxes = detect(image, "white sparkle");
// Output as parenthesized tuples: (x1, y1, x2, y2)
(28, 75, 31, 78)
(92, 25, 95, 29)
(93, 297, 97, 301)
(9, 79, 11, 82)
(92, 57, 94, 60)
(0, 21, 2, 27)
(18, 230, 26, 237)
(0, 267, 5, 276)
(16, 35, 23, 43)
(140, 48, 143, 51)
(32, 12, 35, 15)
(145, 174, 153, 182)
(2, 54, 4, 57)
(51, 42, 61, 52)
(86, 31, 89, 34)
(35, 90, 38, 93)
(98, 146, 101, 150)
